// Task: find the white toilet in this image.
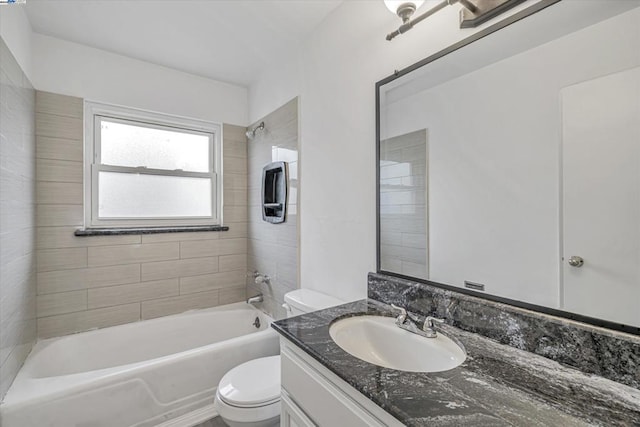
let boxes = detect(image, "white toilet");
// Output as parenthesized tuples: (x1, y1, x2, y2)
(214, 289, 343, 427)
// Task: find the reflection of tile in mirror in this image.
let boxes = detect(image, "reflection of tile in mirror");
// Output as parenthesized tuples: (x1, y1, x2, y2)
(380, 129, 428, 279)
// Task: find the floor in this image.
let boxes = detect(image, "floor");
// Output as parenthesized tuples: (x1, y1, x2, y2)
(193, 417, 227, 427)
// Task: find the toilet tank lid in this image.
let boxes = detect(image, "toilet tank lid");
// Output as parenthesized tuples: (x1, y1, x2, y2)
(284, 289, 344, 312)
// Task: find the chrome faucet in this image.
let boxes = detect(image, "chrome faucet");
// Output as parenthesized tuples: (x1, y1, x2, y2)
(252, 271, 271, 285)
(247, 294, 263, 305)
(390, 304, 420, 331)
(422, 316, 445, 338)
(390, 304, 445, 338)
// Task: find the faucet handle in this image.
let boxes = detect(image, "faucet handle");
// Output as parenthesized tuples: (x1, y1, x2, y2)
(390, 304, 408, 324)
(253, 271, 271, 285)
(390, 304, 406, 314)
(423, 316, 445, 331)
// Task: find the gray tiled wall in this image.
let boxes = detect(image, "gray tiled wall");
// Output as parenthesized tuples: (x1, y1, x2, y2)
(0, 39, 37, 399)
(34, 91, 249, 338)
(246, 98, 299, 319)
(379, 130, 428, 279)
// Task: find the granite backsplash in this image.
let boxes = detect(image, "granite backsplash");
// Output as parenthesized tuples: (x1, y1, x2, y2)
(368, 273, 640, 389)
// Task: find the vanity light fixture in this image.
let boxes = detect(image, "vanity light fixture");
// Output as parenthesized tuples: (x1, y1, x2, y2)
(385, 0, 526, 41)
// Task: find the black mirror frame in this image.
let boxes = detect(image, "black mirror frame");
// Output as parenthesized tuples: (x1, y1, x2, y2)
(375, 0, 640, 336)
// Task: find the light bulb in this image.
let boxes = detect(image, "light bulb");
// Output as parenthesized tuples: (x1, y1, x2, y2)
(384, 0, 426, 15)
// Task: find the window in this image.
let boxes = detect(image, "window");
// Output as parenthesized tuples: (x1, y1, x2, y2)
(84, 102, 221, 228)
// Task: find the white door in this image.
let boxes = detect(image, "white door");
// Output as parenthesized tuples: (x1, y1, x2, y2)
(561, 67, 640, 326)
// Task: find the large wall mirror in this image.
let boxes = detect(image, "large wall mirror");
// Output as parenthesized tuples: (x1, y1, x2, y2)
(377, 0, 640, 333)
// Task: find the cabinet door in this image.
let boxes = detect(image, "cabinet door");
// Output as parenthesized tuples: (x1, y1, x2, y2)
(281, 391, 315, 427)
(281, 346, 394, 427)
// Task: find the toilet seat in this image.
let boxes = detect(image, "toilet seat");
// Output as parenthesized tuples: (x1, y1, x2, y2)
(217, 355, 281, 408)
(215, 394, 280, 427)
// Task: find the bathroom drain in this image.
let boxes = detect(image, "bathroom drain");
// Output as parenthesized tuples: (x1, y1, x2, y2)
(253, 317, 261, 328)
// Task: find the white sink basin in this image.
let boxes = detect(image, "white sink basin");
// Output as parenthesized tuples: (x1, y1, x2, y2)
(329, 315, 466, 372)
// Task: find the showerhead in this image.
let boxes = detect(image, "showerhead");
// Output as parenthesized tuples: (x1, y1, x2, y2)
(246, 121, 265, 140)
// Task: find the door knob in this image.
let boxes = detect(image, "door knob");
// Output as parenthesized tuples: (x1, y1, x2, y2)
(568, 256, 584, 267)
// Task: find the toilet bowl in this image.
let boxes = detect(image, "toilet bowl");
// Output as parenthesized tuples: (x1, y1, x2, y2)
(214, 356, 281, 427)
(215, 289, 344, 427)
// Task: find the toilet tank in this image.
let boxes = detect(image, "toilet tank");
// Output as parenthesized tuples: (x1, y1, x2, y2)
(283, 289, 343, 317)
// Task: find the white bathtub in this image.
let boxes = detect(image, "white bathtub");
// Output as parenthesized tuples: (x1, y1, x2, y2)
(0, 302, 279, 427)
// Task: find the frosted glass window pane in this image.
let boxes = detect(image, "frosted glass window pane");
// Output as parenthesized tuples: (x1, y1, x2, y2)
(98, 172, 212, 218)
(100, 120, 210, 172)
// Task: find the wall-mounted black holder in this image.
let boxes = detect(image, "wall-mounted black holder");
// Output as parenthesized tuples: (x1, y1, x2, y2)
(262, 161, 288, 224)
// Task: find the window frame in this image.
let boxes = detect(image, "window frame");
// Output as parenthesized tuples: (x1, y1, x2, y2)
(83, 101, 222, 228)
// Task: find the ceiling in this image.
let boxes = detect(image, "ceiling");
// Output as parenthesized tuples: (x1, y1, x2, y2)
(24, 0, 344, 87)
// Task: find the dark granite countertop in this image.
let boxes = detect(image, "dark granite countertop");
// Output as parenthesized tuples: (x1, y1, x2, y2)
(271, 299, 640, 426)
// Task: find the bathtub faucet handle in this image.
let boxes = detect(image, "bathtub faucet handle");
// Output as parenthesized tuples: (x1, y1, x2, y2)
(253, 271, 271, 285)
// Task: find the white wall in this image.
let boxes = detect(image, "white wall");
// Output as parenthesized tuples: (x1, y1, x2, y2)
(248, 56, 300, 125)
(0, 5, 33, 81)
(249, 0, 544, 301)
(31, 34, 248, 126)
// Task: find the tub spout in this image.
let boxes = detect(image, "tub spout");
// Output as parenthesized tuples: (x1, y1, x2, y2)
(247, 294, 263, 304)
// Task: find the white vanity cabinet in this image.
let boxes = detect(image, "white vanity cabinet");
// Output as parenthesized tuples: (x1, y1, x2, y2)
(279, 338, 404, 427)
